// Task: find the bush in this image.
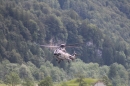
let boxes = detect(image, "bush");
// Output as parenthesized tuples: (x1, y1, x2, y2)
(38, 77, 53, 86)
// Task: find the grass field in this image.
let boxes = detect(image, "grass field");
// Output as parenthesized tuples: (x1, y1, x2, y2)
(0, 78, 98, 86)
(56, 78, 98, 86)
(0, 84, 6, 86)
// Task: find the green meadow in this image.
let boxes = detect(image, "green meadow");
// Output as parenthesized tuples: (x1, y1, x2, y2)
(0, 84, 6, 86)
(55, 78, 98, 86)
(0, 78, 99, 86)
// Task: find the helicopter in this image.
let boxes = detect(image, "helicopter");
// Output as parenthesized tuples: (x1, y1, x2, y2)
(39, 43, 77, 63)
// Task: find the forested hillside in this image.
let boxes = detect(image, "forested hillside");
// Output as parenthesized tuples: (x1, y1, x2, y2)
(0, 0, 130, 86)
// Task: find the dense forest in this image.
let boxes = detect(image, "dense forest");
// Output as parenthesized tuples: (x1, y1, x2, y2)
(0, 0, 130, 86)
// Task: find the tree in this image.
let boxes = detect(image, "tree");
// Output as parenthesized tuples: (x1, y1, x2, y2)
(115, 51, 126, 65)
(9, 49, 22, 63)
(28, 19, 39, 41)
(102, 36, 115, 65)
(109, 63, 129, 86)
(76, 73, 86, 86)
(58, 0, 66, 9)
(44, 14, 67, 40)
(102, 76, 112, 86)
(99, 65, 109, 78)
(4, 72, 21, 86)
(19, 64, 34, 80)
(38, 77, 53, 86)
(22, 79, 34, 86)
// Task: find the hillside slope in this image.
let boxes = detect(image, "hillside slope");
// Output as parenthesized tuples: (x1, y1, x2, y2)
(0, 0, 130, 66)
(0, 0, 130, 85)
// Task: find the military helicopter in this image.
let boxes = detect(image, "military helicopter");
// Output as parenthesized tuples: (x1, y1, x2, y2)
(39, 43, 77, 63)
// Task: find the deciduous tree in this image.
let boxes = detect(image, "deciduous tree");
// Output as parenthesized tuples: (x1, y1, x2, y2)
(4, 72, 21, 86)
(38, 77, 53, 86)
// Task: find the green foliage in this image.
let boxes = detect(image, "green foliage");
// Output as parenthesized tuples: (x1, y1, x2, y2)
(4, 72, 21, 86)
(109, 63, 129, 86)
(63, 78, 98, 86)
(76, 74, 86, 86)
(102, 76, 112, 86)
(39, 61, 66, 81)
(67, 59, 100, 78)
(61, 82, 68, 86)
(1, 0, 130, 67)
(22, 79, 34, 86)
(99, 65, 110, 78)
(0, 0, 130, 86)
(19, 64, 34, 80)
(38, 77, 53, 86)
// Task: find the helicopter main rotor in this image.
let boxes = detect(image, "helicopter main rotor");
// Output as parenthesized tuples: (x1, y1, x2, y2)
(39, 43, 83, 48)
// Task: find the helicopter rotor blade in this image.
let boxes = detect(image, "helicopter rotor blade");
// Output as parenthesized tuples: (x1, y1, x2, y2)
(39, 45, 58, 48)
(66, 43, 84, 47)
(66, 46, 80, 48)
(36, 42, 85, 48)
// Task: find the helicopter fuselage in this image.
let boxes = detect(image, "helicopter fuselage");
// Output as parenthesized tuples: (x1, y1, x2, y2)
(54, 48, 76, 63)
